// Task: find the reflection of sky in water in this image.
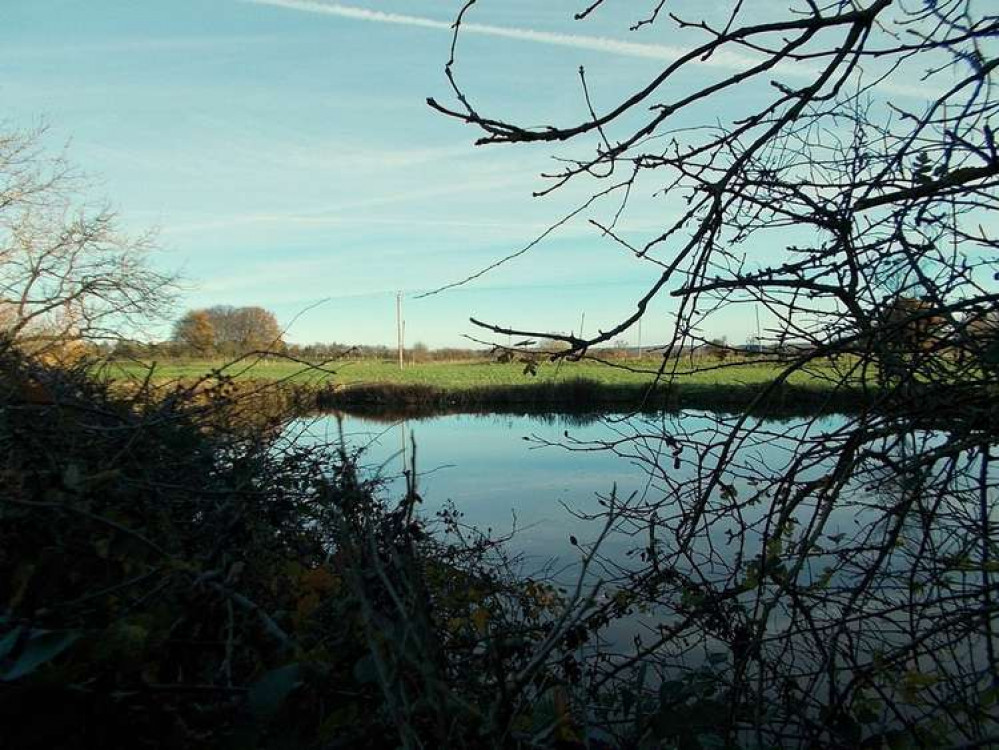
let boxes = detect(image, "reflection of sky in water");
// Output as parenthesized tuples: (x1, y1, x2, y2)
(292, 413, 636, 569)
(287, 411, 997, 675)
(287, 411, 850, 575)
(287, 410, 862, 653)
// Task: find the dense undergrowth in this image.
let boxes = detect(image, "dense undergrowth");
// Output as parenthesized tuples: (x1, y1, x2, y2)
(5, 349, 995, 749)
(310, 378, 867, 419)
(115, 373, 870, 423)
(0, 350, 612, 749)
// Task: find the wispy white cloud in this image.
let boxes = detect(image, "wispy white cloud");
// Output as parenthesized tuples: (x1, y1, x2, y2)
(243, 0, 755, 69)
(162, 168, 533, 234)
(242, 0, 941, 100)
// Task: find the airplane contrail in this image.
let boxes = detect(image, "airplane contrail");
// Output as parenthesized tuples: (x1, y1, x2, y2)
(242, 0, 753, 70)
(243, 0, 938, 98)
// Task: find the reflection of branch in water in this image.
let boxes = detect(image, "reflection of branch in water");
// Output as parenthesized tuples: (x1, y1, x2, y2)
(429, 0, 999, 742)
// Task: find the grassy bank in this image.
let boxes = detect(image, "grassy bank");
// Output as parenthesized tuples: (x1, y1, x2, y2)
(106, 356, 867, 415)
(107, 356, 831, 388)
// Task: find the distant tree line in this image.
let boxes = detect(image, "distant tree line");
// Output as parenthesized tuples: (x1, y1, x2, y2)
(116, 312, 811, 363)
(284, 341, 501, 363)
(113, 304, 841, 364)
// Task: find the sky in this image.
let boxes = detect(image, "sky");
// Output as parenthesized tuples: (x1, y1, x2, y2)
(0, 0, 942, 348)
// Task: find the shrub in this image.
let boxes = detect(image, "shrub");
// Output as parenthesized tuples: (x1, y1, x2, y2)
(0, 348, 603, 749)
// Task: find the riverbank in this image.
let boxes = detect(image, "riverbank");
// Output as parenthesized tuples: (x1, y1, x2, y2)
(105, 356, 869, 417)
(107, 355, 817, 388)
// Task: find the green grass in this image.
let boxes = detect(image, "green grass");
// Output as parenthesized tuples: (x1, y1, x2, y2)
(102, 356, 871, 415)
(104, 356, 842, 390)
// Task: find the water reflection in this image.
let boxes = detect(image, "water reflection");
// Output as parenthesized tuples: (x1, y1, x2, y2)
(286, 408, 998, 745)
(288, 410, 844, 574)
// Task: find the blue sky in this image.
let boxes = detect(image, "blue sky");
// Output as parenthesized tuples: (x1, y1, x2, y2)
(0, 1, 941, 347)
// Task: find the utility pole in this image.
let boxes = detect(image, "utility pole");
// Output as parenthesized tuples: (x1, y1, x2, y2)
(755, 305, 762, 351)
(637, 317, 643, 359)
(396, 291, 404, 370)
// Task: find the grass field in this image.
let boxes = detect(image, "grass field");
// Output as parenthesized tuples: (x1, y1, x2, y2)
(102, 356, 867, 415)
(104, 356, 843, 390)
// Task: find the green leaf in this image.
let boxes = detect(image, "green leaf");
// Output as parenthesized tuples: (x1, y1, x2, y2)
(248, 663, 303, 719)
(352, 654, 379, 685)
(0, 629, 80, 681)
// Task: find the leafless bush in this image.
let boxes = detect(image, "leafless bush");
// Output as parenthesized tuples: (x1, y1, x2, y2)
(0, 124, 175, 356)
(428, 2, 999, 746)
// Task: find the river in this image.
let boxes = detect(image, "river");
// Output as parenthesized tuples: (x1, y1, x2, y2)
(286, 409, 867, 586)
(284, 408, 997, 745)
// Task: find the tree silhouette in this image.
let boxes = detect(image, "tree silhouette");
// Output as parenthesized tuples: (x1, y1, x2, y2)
(430, 2, 999, 747)
(0, 125, 175, 355)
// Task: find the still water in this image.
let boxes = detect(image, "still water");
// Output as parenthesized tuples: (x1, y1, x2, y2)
(285, 410, 997, 743)
(287, 410, 854, 574)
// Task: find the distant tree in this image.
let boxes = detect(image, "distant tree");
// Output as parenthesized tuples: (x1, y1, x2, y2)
(110, 339, 145, 359)
(172, 309, 216, 356)
(199, 305, 235, 348)
(0, 124, 175, 356)
(227, 306, 283, 353)
(173, 305, 283, 356)
(410, 341, 429, 363)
